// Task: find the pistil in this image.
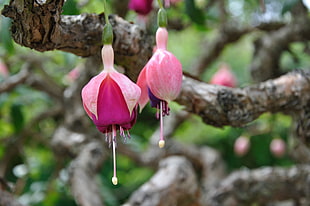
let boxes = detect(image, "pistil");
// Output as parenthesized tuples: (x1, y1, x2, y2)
(112, 124, 118, 185)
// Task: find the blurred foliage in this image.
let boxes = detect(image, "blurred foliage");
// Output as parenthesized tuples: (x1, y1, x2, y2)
(0, 0, 309, 205)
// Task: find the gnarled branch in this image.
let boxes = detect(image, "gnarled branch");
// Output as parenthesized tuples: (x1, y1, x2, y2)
(177, 70, 310, 128)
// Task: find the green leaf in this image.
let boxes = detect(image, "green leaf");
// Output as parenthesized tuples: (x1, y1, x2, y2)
(62, 0, 80, 15)
(281, 0, 298, 15)
(10, 103, 24, 134)
(0, 17, 15, 55)
(185, 0, 205, 25)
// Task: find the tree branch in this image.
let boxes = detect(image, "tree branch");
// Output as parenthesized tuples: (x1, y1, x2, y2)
(205, 165, 310, 206)
(0, 189, 26, 206)
(1, 1, 153, 80)
(250, 2, 310, 82)
(190, 24, 251, 76)
(69, 141, 107, 206)
(0, 64, 29, 93)
(124, 156, 200, 206)
(176, 70, 310, 128)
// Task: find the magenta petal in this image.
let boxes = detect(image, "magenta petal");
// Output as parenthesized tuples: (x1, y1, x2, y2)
(81, 71, 107, 119)
(128, 0, 153, 15)
(136, 67, 150, 111)
(109, 71, 141, 115)
(146, 50, 183, 101)
(92, 75, 135, 131)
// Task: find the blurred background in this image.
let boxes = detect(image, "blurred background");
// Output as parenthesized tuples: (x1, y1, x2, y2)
(0, 0, 310, 205)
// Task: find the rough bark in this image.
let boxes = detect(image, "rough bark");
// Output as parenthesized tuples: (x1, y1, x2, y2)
(177, 70, 310, 128)
(205, 165, 310, 206)
(124, 156, 200, 206)
(1, 2, 153, 80)
(69, 141, 106, 206)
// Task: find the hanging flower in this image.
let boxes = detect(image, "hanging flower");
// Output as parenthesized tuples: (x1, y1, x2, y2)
(81, 45, 141, 185)
(210, 63, 237, 87)
(128, 0, 153, 15)
(137, 27, 183, 148)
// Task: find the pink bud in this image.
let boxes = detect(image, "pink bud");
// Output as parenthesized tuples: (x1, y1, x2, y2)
(65, 66, 80, 84)
(137, 27, 183, 148)
(270, 139, 286, 158)
(0, 60, 9, 78)
(234, 136, 250, 156)
(210, 63, 236, 87)
(137, 27, 182, 110)
(128, 0, 153, 15)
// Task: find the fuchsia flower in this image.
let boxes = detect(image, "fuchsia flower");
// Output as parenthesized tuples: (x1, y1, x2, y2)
(81, 45, 141, 185)
(128, 0, 153, 15)
(137, 27, 183, 148)
(210, 63, 237, 87)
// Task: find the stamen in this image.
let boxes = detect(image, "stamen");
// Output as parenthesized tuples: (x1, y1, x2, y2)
(112, 124, 118, 185)
(127, 130, 131, 139)
(156, 104, 160, 119)
(158, 101, 165, 148)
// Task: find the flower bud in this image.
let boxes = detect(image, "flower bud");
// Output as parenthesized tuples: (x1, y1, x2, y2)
(270, 138, 286, 158)
(210, 63, 236, 87)
(234, 136, 250, 156)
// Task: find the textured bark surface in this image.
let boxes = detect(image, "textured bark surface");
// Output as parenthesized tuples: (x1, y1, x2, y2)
(124, 156, 200, 206)
(1, 3, 153, 80)
(177, 70, 310, 128)
(206, 165, 310, 206)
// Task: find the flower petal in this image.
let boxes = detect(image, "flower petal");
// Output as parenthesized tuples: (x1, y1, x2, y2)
(109, 71, 141, 115)
(146, 50, 183, 101)
(136, 67, 150, 112)
(81, 71, 107, 120)
(94, 75, 133, 129)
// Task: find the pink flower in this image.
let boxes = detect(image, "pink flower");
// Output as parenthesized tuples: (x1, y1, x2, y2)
(0, 60, 9, 78)
(64, 66, 81, 84)
(270, 138, 286, 158)
(128, 0, 153, 15)
(210, 63, 237, 87)
(137, 27, 183, 148)
(234, 136, 250, 156)
(81, 45, 141, 185)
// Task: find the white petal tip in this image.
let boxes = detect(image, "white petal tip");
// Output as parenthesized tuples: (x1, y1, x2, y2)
(112, 176, 118, 185)
(158, 140, 165, 148)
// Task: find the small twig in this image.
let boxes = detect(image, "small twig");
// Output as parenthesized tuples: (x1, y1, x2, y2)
(0, 64, 30, 93)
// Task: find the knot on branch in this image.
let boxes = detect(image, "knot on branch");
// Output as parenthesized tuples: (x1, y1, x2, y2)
(2, 0, 64, 51)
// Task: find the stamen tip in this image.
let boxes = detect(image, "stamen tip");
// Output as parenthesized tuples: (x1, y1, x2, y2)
(112, 176, 118, 185)
(159, 140, 165, 148)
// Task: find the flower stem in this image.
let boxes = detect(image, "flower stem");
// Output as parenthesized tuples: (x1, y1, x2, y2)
(157, 0, 163, 9)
